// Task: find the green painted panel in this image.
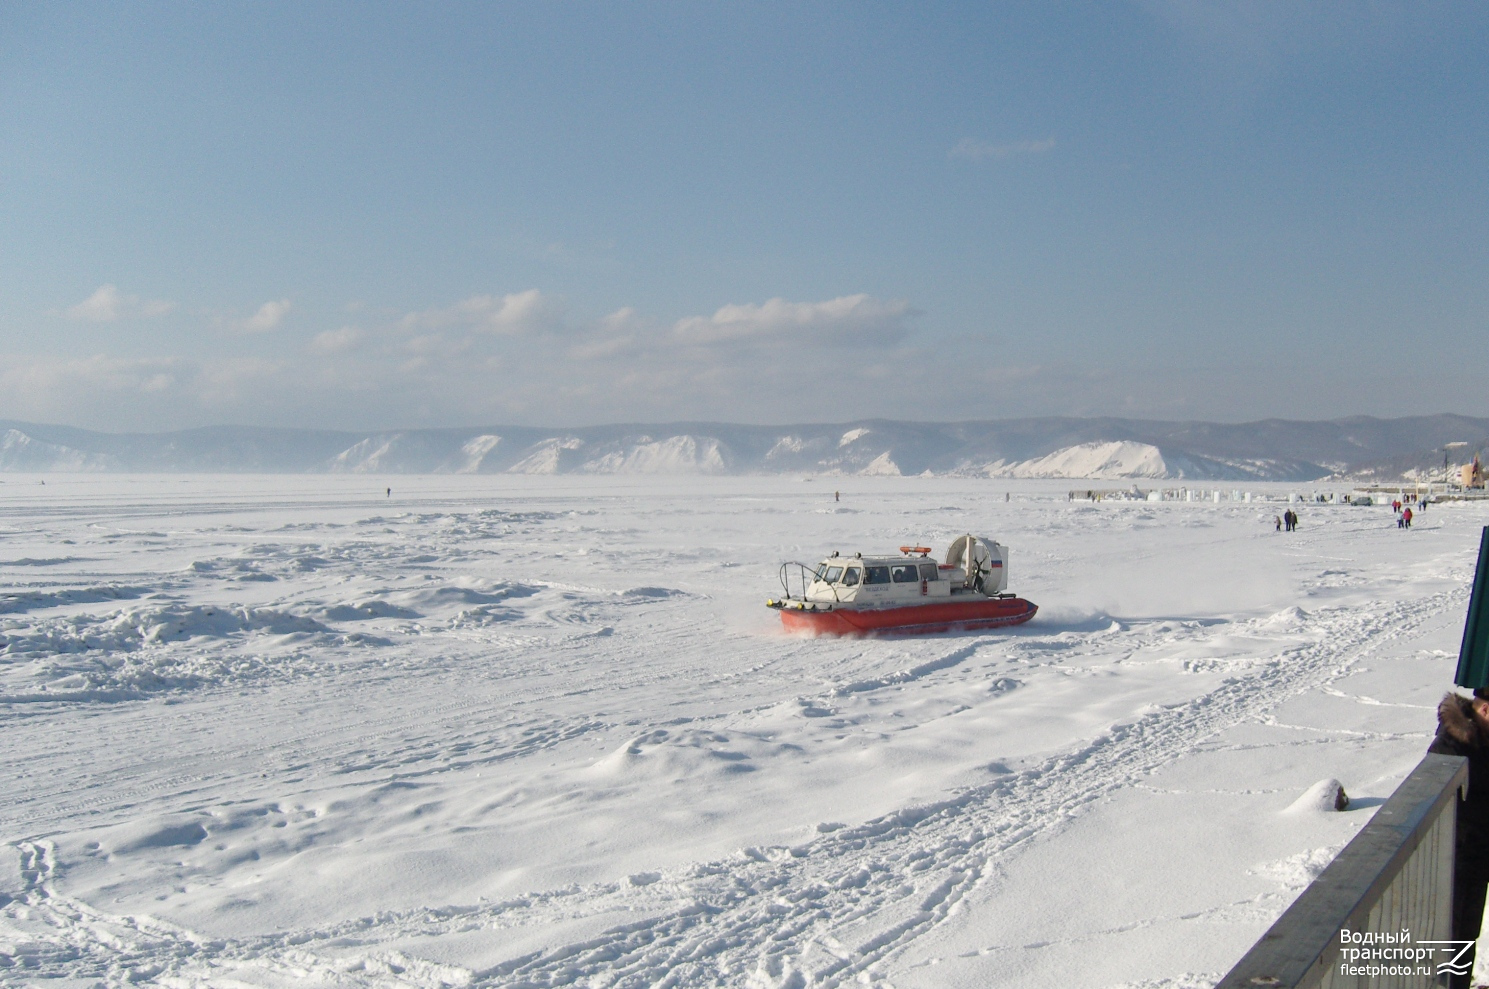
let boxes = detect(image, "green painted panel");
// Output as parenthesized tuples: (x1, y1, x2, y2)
(1455, 527, 1489, 689)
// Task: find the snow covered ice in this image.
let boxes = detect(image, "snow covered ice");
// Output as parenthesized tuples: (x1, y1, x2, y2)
(0, 473, 1485, 988)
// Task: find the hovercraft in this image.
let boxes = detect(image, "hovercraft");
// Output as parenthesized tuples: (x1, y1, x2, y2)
(766, 534, 1037, 636)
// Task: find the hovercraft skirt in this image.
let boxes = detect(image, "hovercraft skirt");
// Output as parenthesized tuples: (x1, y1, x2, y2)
(779, 597, 1037, 636)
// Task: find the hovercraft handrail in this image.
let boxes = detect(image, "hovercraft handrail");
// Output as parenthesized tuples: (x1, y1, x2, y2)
(778, 561, 840, 603)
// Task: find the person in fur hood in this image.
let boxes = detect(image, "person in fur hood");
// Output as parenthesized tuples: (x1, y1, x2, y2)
(1430, 689, 1489, 989)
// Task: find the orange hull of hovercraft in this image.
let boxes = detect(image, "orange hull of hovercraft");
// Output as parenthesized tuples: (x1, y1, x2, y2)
(778, 597, 1037, 636)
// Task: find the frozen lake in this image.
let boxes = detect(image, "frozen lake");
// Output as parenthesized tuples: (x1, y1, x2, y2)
(1, 474, 1484, 988)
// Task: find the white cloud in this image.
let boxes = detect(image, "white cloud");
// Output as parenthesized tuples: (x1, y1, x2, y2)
(63, 284, 176, 322)
(193, 357, 285, 403)
(0, 355, 184, 424)
(567, 307, 645, 360)
(310, 326, 364, 355)
(5, 278, 1478, 430)
(568, 334, 637, 360)
(600, 306, 642, 333)
(402, 289, 559, 335)
(671, 295, 912, 346)
(295, 291, 920, 424)
(4, 290, 933, 429)
(0, 351, 303, 429)
(66, 285, 124, 321)
(241, 299, 292, 332)
(948, 137, 1056, 161)
(0, 353, 292, 402)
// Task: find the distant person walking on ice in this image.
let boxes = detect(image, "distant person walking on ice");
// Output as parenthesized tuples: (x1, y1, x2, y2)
(1274, 515, 1282, 532)
(1429, 689, 1489, 989)
(1403, 506, 1413, 528)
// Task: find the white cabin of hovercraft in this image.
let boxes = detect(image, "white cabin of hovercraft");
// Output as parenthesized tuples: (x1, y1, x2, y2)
(802, 536, 1009, 606)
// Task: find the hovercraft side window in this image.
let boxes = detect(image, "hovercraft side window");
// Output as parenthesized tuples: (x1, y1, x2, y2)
(918, 563, 939, 581)
(863, 566, 891, 584)
(822, 566, 844, 584)
(841, 567, 861, 586)
(890, 564, 919, 583)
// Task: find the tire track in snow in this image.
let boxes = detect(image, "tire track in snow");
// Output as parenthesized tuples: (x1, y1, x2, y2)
(4, 585, 1464, 987)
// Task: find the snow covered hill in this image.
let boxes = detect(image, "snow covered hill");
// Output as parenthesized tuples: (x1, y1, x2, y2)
(0, 415, 1485, 481)
(985, 440, 1170, 479)
(0, 428, 118, 472)
(981, 441, 1334, 482)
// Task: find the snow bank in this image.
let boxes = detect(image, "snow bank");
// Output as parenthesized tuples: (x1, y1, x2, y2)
(2, 604, 329, 655)
(1284, 778, 1350, 814)
(0, 604, 349, 700)
(0, 585, 143, 615)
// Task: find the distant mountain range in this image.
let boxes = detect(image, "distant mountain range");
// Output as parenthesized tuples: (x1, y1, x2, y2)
(2, 415, 1486, 481)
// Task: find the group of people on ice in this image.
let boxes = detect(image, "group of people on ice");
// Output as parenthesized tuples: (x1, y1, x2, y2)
(1391, 498, 1421, 528)
(1273, 500, 1426, 532)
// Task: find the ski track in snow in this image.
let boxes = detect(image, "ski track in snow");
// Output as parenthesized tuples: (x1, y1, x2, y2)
(0, 476, 1482, 988)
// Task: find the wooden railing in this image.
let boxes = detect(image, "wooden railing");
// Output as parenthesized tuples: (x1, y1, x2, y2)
(1216, 753, 1468, 989)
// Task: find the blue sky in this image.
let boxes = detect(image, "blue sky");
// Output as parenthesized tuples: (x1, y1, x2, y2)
(2, 2, 1486, 431)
